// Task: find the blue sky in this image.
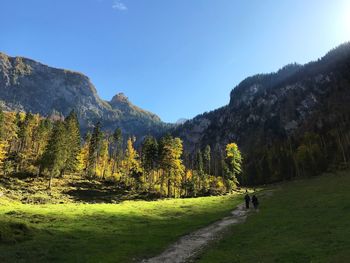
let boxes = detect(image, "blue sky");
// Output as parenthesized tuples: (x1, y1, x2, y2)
(1, 0, 349, 123)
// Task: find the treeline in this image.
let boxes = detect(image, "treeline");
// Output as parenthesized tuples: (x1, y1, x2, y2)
(0, 110, 242, 198)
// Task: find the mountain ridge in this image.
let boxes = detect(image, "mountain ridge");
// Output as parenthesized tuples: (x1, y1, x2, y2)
(173, 42, 350, 177)
(0, 52, 167, 138)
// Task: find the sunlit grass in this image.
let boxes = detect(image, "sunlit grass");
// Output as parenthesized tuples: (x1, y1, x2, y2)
(196, 171, 350, 263)
(0, 194, 242, 262)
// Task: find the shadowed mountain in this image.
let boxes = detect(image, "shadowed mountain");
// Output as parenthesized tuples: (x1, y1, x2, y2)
(173, 42, 350, 183)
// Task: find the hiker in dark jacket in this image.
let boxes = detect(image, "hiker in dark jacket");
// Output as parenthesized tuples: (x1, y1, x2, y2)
(252, 195, 259, 210)
(244, 191, 250, 209)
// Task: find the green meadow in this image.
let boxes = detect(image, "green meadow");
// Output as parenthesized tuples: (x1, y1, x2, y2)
(196, 171, 350, 263)
(0, 194, 242, 263)
(2, 171, 350, 263)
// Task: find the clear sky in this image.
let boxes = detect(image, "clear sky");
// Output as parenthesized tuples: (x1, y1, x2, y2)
(1, 0, 349, 123)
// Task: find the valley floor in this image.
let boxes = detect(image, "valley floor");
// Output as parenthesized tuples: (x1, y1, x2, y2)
(195, 170, 350, 263)
(1, 171, 349, 263)
(0, 193, 242, 263)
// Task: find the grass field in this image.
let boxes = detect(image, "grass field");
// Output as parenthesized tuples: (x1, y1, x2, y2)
(0, 194, 242, 263)
(196, 171, 350, 263)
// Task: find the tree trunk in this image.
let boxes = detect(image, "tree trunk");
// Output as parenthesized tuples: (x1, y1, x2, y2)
(48, 175, 53, 190)
(337, 129, 347, 165)
(60, 169, 65, 178)
(167, 177, 171, 198)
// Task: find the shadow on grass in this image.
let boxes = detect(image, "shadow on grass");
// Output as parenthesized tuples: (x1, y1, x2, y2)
(65, 181, 163, 203)
(65, 180, 129, 203)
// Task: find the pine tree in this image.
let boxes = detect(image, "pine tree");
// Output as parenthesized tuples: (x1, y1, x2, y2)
(111, 128, 123, 176)
(203, 145, 211, 175)
(33, 119, 52, 157)
(16, 113, 38, 172)
(87, 122, 103, 178)
(141, 136, 158, 190)
(41, 121, 69, 188)
(64, 110, 81, 173)
(195, 149, 205, 192)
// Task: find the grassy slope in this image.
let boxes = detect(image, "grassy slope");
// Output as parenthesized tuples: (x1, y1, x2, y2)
(196, 171, 350, 263)
(0, 194, 242, 263)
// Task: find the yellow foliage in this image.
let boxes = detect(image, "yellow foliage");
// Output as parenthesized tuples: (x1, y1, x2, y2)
(76, 145, 89, 172)
(0, 140, 9, 167)
(185, 170, 193, 180)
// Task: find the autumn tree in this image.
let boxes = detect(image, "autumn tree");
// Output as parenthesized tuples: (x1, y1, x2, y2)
(0, 109, 4, 139)
(0, 109, 7, 171)
(224, 143, 242, 191)
(159, 135, 184, 197)
(98, 138, 110, 179)
(123, 137, 141, 188)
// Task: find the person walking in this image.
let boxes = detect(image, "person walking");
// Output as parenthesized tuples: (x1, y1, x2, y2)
(244, 190, 250, 209)
(252, 195, 259, 210)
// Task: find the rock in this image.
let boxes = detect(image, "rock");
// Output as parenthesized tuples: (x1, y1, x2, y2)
(0, 52, 167, 138)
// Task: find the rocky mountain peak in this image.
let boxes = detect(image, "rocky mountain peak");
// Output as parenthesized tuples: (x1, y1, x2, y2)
(110, 92, 130, 105)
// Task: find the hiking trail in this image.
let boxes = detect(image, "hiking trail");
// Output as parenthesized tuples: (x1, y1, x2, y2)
(142, 202, 252, 263)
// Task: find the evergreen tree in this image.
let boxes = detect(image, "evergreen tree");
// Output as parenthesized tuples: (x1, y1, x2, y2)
(87, 122, 103, 178)
(64, 110, 81, 173)
(41, 121, 68, 188)
(203, 145, 211, 175)
(16, 112, 38, 172)
(33, 119, 52, 156)
(141, 136, 158, 190)
(195, 150, 204, 173)
(195, 149, 204, 192)
(141, 136, 158, 172)
(111, 128, 123, 175)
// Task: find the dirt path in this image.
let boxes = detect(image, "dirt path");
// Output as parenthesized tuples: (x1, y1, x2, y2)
(142, 202, 251, 263)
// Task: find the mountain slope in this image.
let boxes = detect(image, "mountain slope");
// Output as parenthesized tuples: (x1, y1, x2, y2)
(0, 52, 166, 138)
(174, 42, 350, 183)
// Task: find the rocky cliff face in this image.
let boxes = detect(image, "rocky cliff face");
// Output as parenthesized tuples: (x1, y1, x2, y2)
(173, 42, 350, 154)
(0, 53, 166, 138)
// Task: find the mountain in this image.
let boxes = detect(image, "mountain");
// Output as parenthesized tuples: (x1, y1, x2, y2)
(174, 42, 350, 183)
(0, 52, 167, 138)
(175, 118, 188, 125)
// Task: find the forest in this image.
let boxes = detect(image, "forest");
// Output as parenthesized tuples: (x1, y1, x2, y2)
(0, 109, 242, 198)
(242, 96, 350, 185)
